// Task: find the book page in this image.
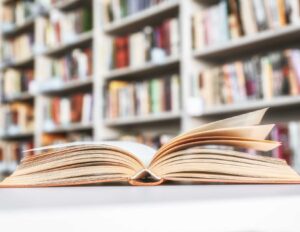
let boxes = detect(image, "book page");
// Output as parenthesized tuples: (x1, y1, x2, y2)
(25, 141, 157, 166)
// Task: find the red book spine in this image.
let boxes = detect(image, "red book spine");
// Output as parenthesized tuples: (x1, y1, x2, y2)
(115, 37, 129, 68)
(52, 98, 60, 125)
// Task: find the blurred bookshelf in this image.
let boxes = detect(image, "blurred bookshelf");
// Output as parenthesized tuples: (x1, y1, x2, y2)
(1, 0, 300, 180)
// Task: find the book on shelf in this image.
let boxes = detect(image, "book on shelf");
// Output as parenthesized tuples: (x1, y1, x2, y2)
(0, 32, 34, 64)
(1, 0, 37, 31)
(35, 6, 92, 50)
(0, 102, 34, 136)
(2, 108, 300, 187)
(193, 0, 300, 50)
(105, 74, 180, 119)
(36, 47, 92, 91)
(43, 93, 93, 130)
(1, 68, 34, 100)
(42, 132, 93, 146)
(191, 48, 300, 109)
(102, 17, 179, 70)
(0, 141, 33, 177)
(101, 0, 170, 24)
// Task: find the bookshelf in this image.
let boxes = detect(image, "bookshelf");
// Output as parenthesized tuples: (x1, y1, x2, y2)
(1, 0, 300, 177)
(193, 24, 300, 59)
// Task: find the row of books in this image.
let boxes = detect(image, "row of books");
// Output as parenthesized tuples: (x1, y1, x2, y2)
(106, 74, 180, 119)
(1, 32, 34, 64)
(43, 93, 93, 130)
(193, 49, 300, 108)
(35, 7, 92, 50)
(103, 17, 179, 70)
(0, 103, 34, 136)
(1, 0, 37, 31)
(36, 47, 92, 91)
(102, 0, 169, 23)
(1, 68, 34, 100)
(0, 141, 34, 177)
(193, 0, 300, 50)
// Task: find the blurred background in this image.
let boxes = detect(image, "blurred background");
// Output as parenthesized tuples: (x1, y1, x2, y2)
(0, 0, 300, 180)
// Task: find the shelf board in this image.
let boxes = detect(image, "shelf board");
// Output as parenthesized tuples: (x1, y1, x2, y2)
(40, 78, 93, 94)
(41, 31, 93, 56)
(0, 55, 35, 70)
(193, 24, 300, 59)
(2, 18, 35, 36)
(0, 131, 34, 140)
(196, 96, 300, 116)
(104, 0, 179, 34)
(3, 92, 34, 103)
(103, 56, 180, 80)
(43, 122, 93, 134)
(104, 112, 181, 126)
(53, 0, 88, 11)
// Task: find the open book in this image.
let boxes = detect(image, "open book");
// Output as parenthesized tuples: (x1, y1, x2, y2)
(1, 108, 300, 187)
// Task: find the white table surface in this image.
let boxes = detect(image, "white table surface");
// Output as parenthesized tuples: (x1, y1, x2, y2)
(1, 184, 300, 232)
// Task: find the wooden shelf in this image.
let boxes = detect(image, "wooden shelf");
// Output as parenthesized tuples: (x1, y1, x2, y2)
(43, 122, 93, 134)
(195, 96, 300, 116)
(0, 55, 34, 70)
(40, 78, 93, 94)
(53, 0, 88, 11)
(104, 112, 181, 126)
(2, 18, 35, 36)
(41, 31, 93, 56)
(104, 0, 179, 34)
(194, 24, 300, 60)
(3, 92, 34, 103)
(103, 56, 180, 80)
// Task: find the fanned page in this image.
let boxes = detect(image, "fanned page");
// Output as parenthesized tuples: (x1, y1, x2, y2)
(27, 141, 157, 166)
(1, 108, 300, 187)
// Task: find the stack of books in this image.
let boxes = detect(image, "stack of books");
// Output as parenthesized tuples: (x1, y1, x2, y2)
(193, 0, 300, 50)
(1, 68, 34, 99)
(36, 47, 92, 90)
(0, 103, 34, 135)
(43, 93, 93, 130)
(104, 17, 179, 70)
(102, 0, 169, 23)
(192, 49, 300, 108)
(106, 74, 180, 119)
(1, 32, 34, 63)
(35, 7, 92, 49)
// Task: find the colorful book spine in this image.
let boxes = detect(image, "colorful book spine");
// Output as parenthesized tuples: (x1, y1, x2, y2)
(106, 74, 180, 119)
(105, 17, 179, 70)
(35, 7, 93, 50)
(102, 0, 168, 24)
(43, 93, 93, 129)
(0, 32, 34, 63)
(193, 0, 300, 50)
(0, 103, 34, 135)
(1, 68, 34, 99)
(194, 49, 300, 108)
